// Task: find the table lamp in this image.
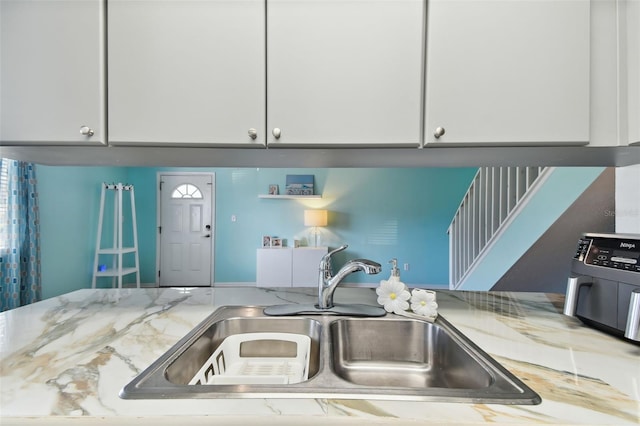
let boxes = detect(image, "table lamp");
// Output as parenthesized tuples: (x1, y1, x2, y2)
(304, 209, 327, 247)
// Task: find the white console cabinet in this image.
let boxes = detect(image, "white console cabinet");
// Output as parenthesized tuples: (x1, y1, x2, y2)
(256, 247, 327, 287)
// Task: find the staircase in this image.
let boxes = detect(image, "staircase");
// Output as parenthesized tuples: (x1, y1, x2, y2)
(448, 167, 608, 290)
(448, 167, 550, 289)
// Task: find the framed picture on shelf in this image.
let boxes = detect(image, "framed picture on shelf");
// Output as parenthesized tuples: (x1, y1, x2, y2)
(285, 174, 314, 195)
(268, 184, 279, 195)
(271, 238, 282, 247)
(262, 235, 271, 247)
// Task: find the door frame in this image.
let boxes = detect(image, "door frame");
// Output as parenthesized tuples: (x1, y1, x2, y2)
(156, 172, 216, 286)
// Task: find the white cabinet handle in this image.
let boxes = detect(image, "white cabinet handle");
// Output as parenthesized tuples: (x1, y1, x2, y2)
(248, 128, 257, 140)
(80, 126, 94, 137)
(434, 127, 445, 139)
(272, 128, 281, 139)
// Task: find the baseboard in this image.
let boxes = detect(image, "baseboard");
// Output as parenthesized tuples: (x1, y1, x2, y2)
(212, 282, 257, 287)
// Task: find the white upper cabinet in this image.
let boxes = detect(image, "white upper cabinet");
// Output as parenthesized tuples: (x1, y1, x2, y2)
(624, 0, 640, 146)
(0, 0, 105, 145)
(108, 0, 266, 146)
(424, 0, 590, 146)
(266, 0, 424, 147)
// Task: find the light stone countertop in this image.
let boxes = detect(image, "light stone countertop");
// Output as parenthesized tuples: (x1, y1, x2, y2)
(1, 287, 639, 425)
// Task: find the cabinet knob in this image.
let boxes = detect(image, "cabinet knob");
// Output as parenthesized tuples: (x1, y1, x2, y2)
(272, 128, 282, 139)
(80, 126, 94, 137)
(248, 128, 257, 140)
(434, 127, 445, 139)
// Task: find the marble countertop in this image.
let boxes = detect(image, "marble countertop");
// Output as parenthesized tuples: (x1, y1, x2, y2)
(1, 287, 639, 425)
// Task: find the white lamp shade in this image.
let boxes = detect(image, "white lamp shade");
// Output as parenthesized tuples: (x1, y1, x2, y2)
(304, 209, 328, 227)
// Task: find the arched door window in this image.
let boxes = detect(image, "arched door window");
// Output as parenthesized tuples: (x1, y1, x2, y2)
(171, 183, 203, 199)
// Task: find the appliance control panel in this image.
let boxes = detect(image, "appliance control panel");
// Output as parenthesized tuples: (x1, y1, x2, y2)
(574, 234, 640, 273)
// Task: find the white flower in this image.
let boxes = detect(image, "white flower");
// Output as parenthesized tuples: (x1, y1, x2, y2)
(376, 280, 410, 314)
(410, 289, 438, 317)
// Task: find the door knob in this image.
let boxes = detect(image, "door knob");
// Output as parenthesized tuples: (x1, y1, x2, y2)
(248, 128, 257, 140)
(434, 127, 445, 139)
(272, 128, 281, 139)
(203, 234, 211, 238)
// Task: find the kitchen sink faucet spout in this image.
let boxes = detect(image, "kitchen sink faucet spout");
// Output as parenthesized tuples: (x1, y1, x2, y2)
(318, 245, 381, 309)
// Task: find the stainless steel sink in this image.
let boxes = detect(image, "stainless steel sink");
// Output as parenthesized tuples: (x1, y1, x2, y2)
(331, 318, 492, 389)
(120, 306, 541, 404)
(164, 315, 322, 386)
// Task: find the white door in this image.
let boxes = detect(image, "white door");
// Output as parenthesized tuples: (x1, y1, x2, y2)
(158, 174, 214, 287)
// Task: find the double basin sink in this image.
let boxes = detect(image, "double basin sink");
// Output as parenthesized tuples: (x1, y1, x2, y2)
(120, 306, 540, 404)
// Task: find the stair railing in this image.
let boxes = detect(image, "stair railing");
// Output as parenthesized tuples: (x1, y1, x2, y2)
(448, 166, 551, 289)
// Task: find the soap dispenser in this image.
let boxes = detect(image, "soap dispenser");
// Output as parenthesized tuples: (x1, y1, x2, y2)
(387, 258, 408, 291)
(388, 258, 402, 283)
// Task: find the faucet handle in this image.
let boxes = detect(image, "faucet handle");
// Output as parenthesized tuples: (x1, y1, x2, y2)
(320, 244, 348, 272)
(327, 244, 348, 258)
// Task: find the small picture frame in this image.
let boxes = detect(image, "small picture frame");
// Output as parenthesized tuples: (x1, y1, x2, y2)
(262, 235, 271, 247)
(268, 184, 279, 195)
(271, 238, 282, 248)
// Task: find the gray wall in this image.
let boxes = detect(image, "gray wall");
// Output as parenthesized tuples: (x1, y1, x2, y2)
(492, 168, 615, 293)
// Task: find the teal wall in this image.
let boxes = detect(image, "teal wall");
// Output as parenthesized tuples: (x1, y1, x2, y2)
(39, 166, 128, 299)
(128, 168, 478, 285)
(38, 166, 477, 298)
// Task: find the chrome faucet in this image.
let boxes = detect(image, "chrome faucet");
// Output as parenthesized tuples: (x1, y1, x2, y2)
(263, 244, 385, 317)
(318, 245, 381, 309)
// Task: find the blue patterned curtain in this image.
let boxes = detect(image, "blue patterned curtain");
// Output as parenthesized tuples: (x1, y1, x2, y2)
(0, 159, 41, 311)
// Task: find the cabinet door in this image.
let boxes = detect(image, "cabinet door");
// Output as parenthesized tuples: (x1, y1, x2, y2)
(624, 0, 640, 145)
(257, 249, 292, 287)
(0, 0, 105, 145)
(425, 0, 590, 146)
(267, 0, 424, 147)
(108, 0, 265, 146)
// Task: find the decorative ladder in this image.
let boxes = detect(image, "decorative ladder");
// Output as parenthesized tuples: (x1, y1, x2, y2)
(92, 183, 140, 288)
(448, 167, 551, 290)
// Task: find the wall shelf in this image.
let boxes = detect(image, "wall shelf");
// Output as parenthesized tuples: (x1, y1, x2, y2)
(258, 194, 321, 199)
